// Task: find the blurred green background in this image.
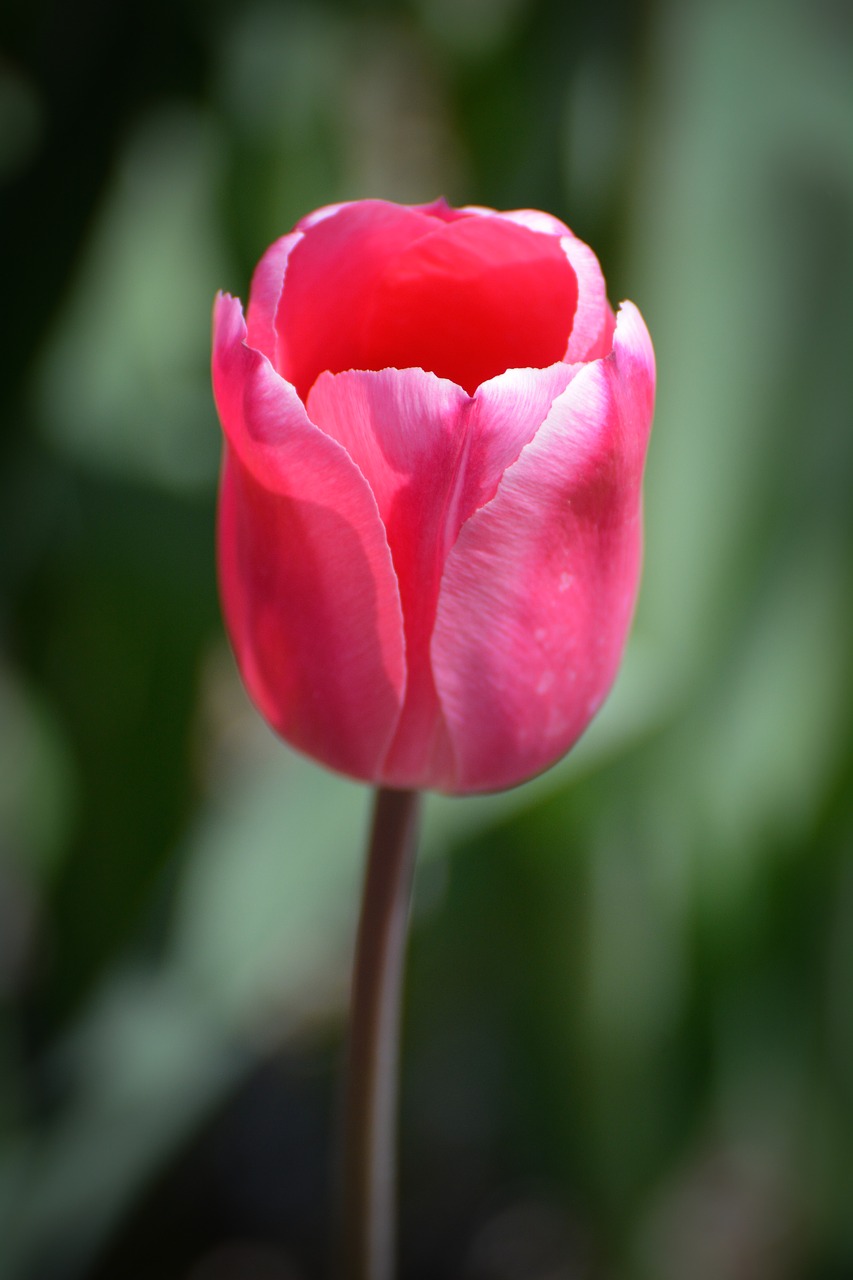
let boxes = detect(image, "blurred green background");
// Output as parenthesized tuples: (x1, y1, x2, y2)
(1, 0, 852, 1276)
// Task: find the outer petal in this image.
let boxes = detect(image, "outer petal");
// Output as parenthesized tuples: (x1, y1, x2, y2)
(431, 301, 655, 793)
(306, 363, 580, 538)
(244, 233, 301, 363)
(306, 362, 579, 788)
(212, 293, 406, 782)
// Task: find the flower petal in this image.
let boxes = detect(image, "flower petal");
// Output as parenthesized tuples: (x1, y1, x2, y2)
(474, 207, 572, 236)
(245, 233, 301, 364)
(359, 216, 577, 395)
(306, 367, 467, 787)
(306, 362, 579, 788)
(295, 201, 352, 230)
(431, 301, 655, 793)
(459, 206, 615, 362)
(277, 200, 578, 398)
(561, 234, 616, 362)
(274, 200, 439, 400)
(212, 293, 406, 781)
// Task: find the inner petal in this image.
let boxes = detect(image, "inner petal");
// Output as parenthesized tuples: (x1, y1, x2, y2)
(362, 217, 578, 395)
(275, 200, 440, 402)
(277, 204, 578, 400)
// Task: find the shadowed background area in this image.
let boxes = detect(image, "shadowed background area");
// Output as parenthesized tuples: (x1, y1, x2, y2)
(1, 0, 852, 1276)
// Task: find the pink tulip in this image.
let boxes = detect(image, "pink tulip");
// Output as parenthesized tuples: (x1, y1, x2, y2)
(212, 199, 655, 793)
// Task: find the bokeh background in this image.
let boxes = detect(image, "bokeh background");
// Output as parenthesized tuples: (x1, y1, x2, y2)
(2, 0, 852, 1276)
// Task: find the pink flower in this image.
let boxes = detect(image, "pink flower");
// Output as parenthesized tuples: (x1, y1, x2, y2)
(212, 199, 655, 793)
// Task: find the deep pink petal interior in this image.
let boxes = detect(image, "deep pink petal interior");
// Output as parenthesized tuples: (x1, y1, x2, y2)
(278, 203, 578, 398)
(363, 218, 577, 395)
(275, 202, 438, 402)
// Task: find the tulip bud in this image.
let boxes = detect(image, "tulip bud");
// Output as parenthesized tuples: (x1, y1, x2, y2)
(212, 199, 655, 793)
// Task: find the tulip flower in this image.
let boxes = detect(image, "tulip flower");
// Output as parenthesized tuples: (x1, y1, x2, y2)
(212, 198, 655, 796)
(212, 198, 655, 1280)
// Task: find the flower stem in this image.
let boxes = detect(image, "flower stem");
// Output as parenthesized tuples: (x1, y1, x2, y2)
(342, 787, 422, 1280)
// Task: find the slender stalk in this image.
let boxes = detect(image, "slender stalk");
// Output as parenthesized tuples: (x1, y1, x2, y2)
(341, 787, 422, 1280)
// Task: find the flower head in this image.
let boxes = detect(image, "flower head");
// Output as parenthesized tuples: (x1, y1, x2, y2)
(213, 199, 655, 793)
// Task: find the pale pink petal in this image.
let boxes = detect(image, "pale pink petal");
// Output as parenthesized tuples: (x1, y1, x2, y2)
(307, 362, 581, 545)
(418, 199, 568, 233)
(307, 367, 470, 544)
(295, 201, 352, 230)
(244, 234, 301, 364)
(479, 207, 573, 237)
(467, 362, 583, 504)
(212, 293, 406, 781)
(306, 362, 578, 787)
(431, 301, 655, 793)
(561, 234, 616, 362)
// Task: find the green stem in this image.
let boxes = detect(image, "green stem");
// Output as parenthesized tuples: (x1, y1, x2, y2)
(342, 788, 422, 1280)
